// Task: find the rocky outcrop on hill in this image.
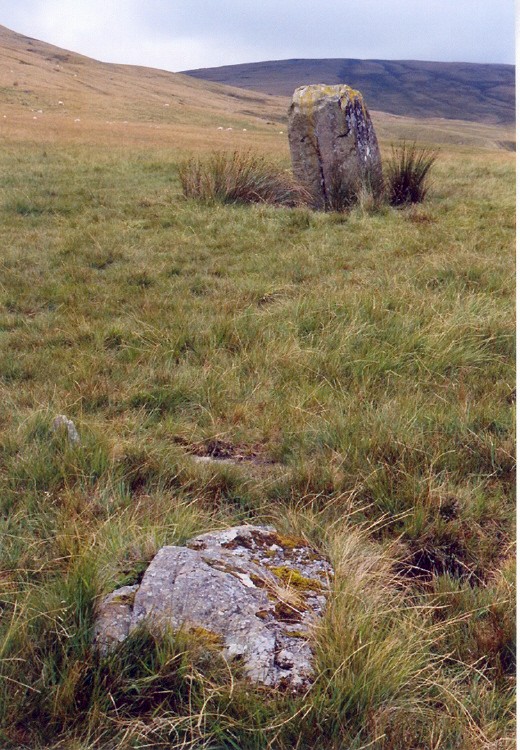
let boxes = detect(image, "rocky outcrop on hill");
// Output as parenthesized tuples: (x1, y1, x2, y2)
(93, 525, 333, 691)
(288, 84, 382, 210)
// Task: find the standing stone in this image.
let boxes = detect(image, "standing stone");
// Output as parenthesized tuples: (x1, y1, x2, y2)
(288, 84, 383, 210)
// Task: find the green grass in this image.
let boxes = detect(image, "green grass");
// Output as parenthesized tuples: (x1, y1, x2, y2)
(0, 141, 515, 748)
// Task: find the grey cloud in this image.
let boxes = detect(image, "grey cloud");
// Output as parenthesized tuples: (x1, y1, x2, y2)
(134, 0, 515, 65)
(0, 0, 515, 71)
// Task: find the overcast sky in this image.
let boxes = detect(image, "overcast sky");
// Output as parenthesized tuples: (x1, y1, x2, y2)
(0, 1, 515, 71)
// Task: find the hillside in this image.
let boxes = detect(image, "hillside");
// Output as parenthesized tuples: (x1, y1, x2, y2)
(0, 22, 280, 122)
(0, 23, 291, 150)
(182, 58, 515, 125)
(0, 24, 514, 153)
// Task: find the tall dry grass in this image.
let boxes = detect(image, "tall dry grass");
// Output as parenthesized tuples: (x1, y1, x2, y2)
(178, 150, 310, 206)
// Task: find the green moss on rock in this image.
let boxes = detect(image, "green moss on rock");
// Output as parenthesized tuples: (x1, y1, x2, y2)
(269, 566, 323, 592)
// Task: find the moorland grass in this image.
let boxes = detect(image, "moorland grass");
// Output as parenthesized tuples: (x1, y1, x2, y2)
(0, 141, 515, 749)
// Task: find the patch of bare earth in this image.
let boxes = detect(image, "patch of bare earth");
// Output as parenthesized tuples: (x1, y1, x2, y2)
(186, 438, 284, 474)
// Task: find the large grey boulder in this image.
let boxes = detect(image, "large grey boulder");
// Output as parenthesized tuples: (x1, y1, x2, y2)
(93, 525, 333, 691)
(288, 84, 382, 210)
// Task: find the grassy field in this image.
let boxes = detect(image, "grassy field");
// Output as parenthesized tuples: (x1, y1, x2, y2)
(0, 27, 515, 749)
(0, 134, 514, 748)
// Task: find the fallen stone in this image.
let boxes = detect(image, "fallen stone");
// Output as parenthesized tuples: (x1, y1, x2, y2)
(288, 84, 383, 210)
(93, 585, 138, 652)
(93, 525, 333, 691)
(52, 414, 80, 444)
(191, 454, 236, 466)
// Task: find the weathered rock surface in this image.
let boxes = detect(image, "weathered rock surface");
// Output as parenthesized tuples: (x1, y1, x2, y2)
(52, 414, 80, 444)
(288, 84, 382, 210)
(93, 525, 333, 691)
(93, 585, 138, 649)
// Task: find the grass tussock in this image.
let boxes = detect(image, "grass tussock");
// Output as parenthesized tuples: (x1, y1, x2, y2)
(178, 150, 310, 206)
(386, 141, 438, 206)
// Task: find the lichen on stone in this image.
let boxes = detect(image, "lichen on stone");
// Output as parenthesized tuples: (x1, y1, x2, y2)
(188, 625, 224, 648)
(274, 601, 304, 623)
(271, 532, 307, 549)
(93, 525, 334, 692)
(109, 590, 137, 605)
(269, 566, 324, 592)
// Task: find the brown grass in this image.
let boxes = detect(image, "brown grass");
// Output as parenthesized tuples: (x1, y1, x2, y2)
(179, 150, 310, 205)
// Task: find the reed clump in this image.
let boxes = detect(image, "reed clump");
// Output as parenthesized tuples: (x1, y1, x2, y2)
(386, 141, 438, 206)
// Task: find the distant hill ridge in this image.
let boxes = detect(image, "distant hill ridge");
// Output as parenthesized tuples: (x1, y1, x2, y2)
(182, 58, 515, 125)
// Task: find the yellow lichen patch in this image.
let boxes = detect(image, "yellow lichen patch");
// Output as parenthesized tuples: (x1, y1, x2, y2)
(271, 532, 307, 549)
(282, 630, 307, 639)
(295, 83, 364, 110)
(187, 626, 223, 648)
(109, 591, 136, 605)
(269, 566, 323, 592)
